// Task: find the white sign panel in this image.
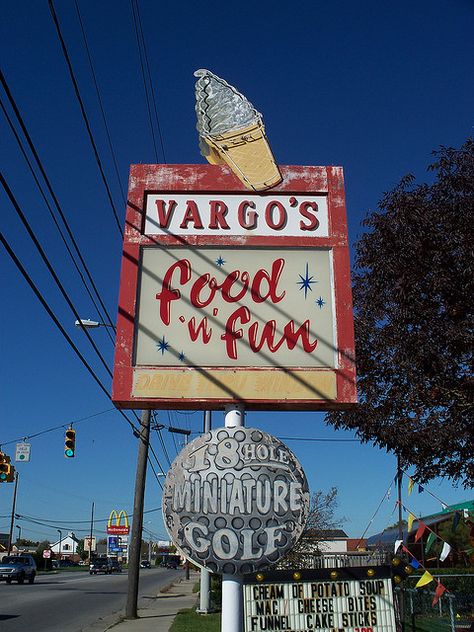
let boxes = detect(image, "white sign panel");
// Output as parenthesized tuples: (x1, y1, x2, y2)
(244, 569, 397, 632)
(136, 247, 336, 368)
(15, 442, 31, 462)
(84, 536, 96, 552)
(145, 194, 329, 237)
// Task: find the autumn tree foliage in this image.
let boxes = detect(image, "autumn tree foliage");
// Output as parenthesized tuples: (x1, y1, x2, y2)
(327, 139, 474, 487)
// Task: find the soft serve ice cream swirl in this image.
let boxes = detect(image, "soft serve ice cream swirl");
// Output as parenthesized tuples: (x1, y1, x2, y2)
(194, 69, 261, 136)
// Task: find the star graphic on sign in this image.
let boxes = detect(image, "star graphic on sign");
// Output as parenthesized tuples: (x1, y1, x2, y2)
(316, 296, 326, 309)
(178, 351, 186, 362)
(215, 255, 226, 267)
(156, 336, 170, 355)
(297, 263, 317, 299)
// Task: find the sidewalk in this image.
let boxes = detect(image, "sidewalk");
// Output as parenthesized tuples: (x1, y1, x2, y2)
(86, 571, 201, 632)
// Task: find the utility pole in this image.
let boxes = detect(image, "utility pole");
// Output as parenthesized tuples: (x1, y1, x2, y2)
(396, 454, 405, 632)
(89, 501, 95, 562)
(397, 454, 403, 541)
(198, 410, 212, 613)
(126, 409, 151, 620)
(7, 471, 19, 555)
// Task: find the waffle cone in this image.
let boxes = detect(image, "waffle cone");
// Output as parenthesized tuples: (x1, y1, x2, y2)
(203, 121, 282, 191)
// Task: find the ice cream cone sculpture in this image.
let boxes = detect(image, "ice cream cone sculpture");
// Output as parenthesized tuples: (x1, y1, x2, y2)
(194, 69, 282, 191)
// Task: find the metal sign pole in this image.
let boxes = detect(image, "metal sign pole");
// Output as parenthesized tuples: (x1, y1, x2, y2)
(221, 405, 244, 632)
(199, 410, 212, 614)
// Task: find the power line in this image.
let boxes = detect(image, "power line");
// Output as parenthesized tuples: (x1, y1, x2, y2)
(133, 0, 167, 162)
(129, 0, 159, 162)
(0, 96, 115, 345)
(48, 0, 123, 237)
(1, 192, 166, 486)
(279, 436, 360, 442)
(0, 408, 115, 448)
(152, 411, 173, 467)
(74, 0, 127, 205)
(0, 230, 116, 405)
(1, 171, 114, 381)
(0, 229, 144, 445)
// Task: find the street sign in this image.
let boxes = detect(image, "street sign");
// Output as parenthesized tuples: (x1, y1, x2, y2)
(243, 567, 397, 632)
(163, 427, 309, 574)
(84, 537, 96, 552)
(112, 164, 356, 411)
(15, 442, 31, 462)
(42, 549, 51, 559)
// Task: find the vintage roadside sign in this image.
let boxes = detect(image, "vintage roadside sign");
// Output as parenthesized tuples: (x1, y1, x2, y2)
(112, 165, 356, 410)
(163, 427, 309, 574)
(15, 442, 31, 462)
(243, 567, 397, 632)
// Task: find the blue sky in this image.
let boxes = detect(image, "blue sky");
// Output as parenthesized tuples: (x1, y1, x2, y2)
(1, 0, 473, 546)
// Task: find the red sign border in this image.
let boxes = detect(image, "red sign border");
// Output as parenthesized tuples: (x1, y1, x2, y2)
(112, 164, 356, 411)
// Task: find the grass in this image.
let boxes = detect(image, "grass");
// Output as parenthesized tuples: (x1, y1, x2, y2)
(170, 608, 221, 632)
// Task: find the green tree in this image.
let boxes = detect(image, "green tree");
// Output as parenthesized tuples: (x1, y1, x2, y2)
(16, 538, 38, 547)
(327, 139, 474, 487)
(76, 539, 88, 561)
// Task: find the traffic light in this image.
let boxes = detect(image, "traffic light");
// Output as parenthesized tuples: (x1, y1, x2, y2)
(64, 428, 76, 458)
(0, 452, 14, 482)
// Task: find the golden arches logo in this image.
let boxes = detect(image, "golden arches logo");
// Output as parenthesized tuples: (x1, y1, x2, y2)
(107, 509, 130, 534)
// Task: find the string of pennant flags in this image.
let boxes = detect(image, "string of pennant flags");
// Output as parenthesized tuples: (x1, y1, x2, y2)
(390, 471, 474, 607)
(359, 468, 473, 608)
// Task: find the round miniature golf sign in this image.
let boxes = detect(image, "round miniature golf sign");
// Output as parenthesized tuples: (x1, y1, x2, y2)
(163, 427, 309, 574)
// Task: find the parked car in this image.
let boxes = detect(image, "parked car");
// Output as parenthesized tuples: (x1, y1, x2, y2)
(110, 559, 122, 573)
(0, 554, 37, 584)
(89, 558, 114, 575)
(57, 559, 78, 568)
(140, 560, 151, 569)
(161, 555, 180, 569)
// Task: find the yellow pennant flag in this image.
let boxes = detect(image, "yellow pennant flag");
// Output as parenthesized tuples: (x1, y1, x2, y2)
(408, 512, 415, 532)
(415, 571, 434, 588)
(408, 477, 414, 495)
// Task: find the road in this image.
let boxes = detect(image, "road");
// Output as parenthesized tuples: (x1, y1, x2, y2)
(0, 567, 183, 632)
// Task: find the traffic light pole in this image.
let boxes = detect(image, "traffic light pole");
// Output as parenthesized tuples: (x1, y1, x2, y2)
(7, 470, 19, 555)
(126, 409, 151, 619)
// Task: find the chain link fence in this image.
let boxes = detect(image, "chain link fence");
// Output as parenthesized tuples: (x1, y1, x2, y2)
(397, 586, 474, 632)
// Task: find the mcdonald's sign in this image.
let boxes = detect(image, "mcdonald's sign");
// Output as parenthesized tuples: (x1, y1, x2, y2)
(107, 509, 130, 535)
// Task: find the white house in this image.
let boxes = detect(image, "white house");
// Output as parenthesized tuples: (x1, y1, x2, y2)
(50, 532, 79, 558)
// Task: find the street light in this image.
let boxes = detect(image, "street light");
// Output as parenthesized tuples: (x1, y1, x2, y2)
(57, 529, 62, 560)
(74, 319, 114, 328)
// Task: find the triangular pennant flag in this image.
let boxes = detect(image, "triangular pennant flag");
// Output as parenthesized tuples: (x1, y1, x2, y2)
(408, 477, 414, 496)
(432, 582, 446, 606)
(415, 571, 434, 588)
(394, 539, 403, 554)
(418, 485, 424, 494)
(415, 522, 427, 542)
(410, 558, 420, 569)
(408, 512, 415, 532)
(439, 542, 451, 562)
(425, 531, 436, 554)
(452, 512, 461, 532)
(387, 486, 392, 500)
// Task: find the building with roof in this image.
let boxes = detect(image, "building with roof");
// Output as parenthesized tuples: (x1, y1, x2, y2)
(367, 500, 474, 567)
